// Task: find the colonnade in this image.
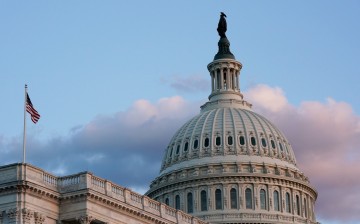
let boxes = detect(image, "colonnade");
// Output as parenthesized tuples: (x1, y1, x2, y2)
(210, 67, 240, 92)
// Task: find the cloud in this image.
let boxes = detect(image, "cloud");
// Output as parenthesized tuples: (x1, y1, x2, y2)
(162, 74, 209, 93)
(245, 85, 360, 223)
(1, 85, 359, 223)
(0, 96, 200, 190)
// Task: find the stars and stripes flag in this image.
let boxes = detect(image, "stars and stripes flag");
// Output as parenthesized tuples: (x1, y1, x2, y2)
(26, 93, 40, 123)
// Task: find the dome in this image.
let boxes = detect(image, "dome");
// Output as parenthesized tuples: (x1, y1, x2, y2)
(146, 13, 318, 224)
(159, 107, 298, 177)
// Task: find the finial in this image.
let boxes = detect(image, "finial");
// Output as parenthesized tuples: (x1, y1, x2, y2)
(217, 12, 227, 38)
(214, 12, 235, 60)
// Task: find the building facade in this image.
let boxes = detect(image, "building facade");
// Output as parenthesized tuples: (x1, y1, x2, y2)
(0, 163, 206, 224)
(146, 15, 318, 224)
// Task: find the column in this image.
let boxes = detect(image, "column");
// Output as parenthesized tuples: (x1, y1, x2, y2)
(230, 68, 234, 89)
(216, 70, 220, 90)
(211, 71, 215, 92)
(208, 186, 213, 211)
(236, 71, 240, 90)
(232, 69, 236, 90)
(220, 68, 224, 90)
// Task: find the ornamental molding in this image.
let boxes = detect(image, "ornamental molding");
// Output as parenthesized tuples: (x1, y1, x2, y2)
(34, 212, 46, 224)
(22, 208, 34, 224)
(78, 215, 94, 224)
(7, 208, 19, 221)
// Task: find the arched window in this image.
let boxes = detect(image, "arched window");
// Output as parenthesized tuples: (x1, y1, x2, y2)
(279, 142, 284, 151)
(250, 137, 256, 146)
(193, 139, 199, 149)
(228, 136, 233, 145)
(261, 138, 267, 147)
(165, 198, 169, 206)
(169, 148, 173, 157)
(304, 198, 307, 218)
(215, 189, 222, 210)
(239, 136, 245, 145)
(286, 192, 291, 213)
(204, 137, 210, 147)
(175, 195, 180, 210)
(230, 188, 237, 209)
(245, 188, 252, 209)
(260, 189, 266, 210)
(187, 192, 193, 213)
(201, 190, 207, 211)
(296, 195, 300, 215)
(184, 142, 189, 152)
(176, 145, 180, 154)
(271, 140, 276, 149)
(215, 136, 221, 146)
(274, 190, 280, 211)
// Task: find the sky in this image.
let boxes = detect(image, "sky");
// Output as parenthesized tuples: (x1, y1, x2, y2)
(0, 1, 360, 224)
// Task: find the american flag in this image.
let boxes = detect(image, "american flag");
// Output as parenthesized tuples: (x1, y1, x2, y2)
(26, 93, 40, 123)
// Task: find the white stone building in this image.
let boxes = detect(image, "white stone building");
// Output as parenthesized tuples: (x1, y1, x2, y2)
(0, 15, 318, 224)
(145, 15, 319, 224)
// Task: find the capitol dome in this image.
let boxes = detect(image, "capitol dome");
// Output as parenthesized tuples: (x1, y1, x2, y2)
(146, 14, 318, 224)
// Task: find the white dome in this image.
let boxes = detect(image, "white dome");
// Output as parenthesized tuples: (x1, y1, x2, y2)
(146, 16, 318, 223)
(160, 107, 298, 176)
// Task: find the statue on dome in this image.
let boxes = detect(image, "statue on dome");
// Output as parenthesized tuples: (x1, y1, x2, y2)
(217, 12, 227, 38)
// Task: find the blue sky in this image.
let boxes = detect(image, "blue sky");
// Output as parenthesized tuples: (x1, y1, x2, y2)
(1, 1, 360, 224)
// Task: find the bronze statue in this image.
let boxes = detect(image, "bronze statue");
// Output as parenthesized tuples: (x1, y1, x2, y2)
(217, 12, 227, 38)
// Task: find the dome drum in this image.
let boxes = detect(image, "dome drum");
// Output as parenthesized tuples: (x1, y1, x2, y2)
(147, 164, 317, 224)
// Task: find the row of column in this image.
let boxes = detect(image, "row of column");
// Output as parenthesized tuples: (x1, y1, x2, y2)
(0, 208, 46, 224)
(210, 68, 240, 92)
(158, 183, 315, 221)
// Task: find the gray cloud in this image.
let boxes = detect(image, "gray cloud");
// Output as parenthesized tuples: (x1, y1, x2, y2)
(0, 96, 200, 191)
(162, 74, 209, 93)
(246, 85, 360, 223)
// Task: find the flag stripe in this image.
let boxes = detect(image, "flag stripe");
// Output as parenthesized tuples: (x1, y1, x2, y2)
(26, 93, 40, 124)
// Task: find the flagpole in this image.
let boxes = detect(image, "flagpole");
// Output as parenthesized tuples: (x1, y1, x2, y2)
(23, 84, 27, 164)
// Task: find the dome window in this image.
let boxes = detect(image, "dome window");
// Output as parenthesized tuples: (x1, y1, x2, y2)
(187, 192, 193, 213)
(165, 198, 169, 206)
(201, 190, 207, 211)
(169, 148, 173, 157)
(216, 136, 221, 146)
(274, 190, 280, 211)
(286, 192, 291, 213)
(215, 189, 222, 210)
(176, 145, 180, 154)
(271, 140, 276, 149)
(175, 195, 180, 210)
(261, 138, 267, 147)
(204, 137, 210, 147)
(193, 139, 199, 149)
(239, 136, 245, 145)
(250, 137, 256, 146)
(279, 142, 284, 151)
(296, 195, 300, 215)
(245, 188, 253, 209)
(228, 136, 233, 145)
(184, 142, 189, 152)
(260, 189, 266, 210)
(230, 188, 237, 209)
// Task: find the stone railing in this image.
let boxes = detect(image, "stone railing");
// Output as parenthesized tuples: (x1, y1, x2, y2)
(0, 163, 207, 224)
